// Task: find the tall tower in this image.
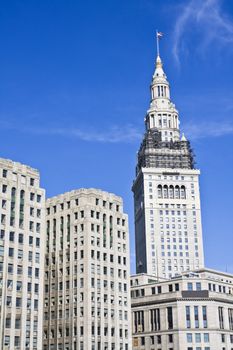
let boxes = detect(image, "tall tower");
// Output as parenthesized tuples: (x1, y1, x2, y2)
(132, 48, 204, 278)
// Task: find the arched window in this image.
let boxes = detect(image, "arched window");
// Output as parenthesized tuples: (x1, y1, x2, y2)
(11, 187, 16, 198)
(158, 185, 163, 199)
(158, 86, 160, 97)
(151, 114, 155, 128)
(163, 185, 168, 199)
(169, 186, 174, 199)
(181, 186, 186, 199)
(175, 186, 180, 199)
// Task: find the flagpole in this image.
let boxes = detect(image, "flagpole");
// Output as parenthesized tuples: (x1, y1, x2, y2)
(156, 30, 160, 57)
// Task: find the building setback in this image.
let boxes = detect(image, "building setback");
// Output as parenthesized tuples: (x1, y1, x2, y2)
(43, 188, 132, 350)
(132, 53, 204, 278)
(0, 158, 45, 350)
(131, 269, 233, 350)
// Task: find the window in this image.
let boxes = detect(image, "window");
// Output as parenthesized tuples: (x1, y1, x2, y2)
(9, 231, 14, 242)
(5, 317, 11, 328)
(134, 311, 144, 332)
(219, 307, 224, 329)
(4, 336, 10, 346)
(16, 297, 22, 307)
(15, 317, 21, 329)
(188, 282, 193, 291)
(186, 306, 191, 328)
(16, 281, 22, 291)
(202, 306, 208, 328)
(167, 307, 173, 329)
(150, 309, 160, 331)
(187, 333, 192, 343)
(18, 233, 23, 243)
(194, 306, 199, 328)
(28, 251, 33, 262)
(228, 309, 233, 330)
(8, 247, 14, 257)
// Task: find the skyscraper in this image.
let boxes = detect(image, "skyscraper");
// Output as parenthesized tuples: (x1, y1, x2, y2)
(43, 188, 131, 350)
(132, 51, 204, 278)
(0, 158, 45, 350)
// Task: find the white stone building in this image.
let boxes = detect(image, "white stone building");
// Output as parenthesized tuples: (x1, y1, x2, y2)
(0, 158, 45, 349)
(43, 188, 132, 350)
(131, 268, 233, 350)
(132, 54, 204, 278)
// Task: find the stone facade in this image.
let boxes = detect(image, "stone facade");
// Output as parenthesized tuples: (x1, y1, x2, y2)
(0, 158, 45, 349)
(132, 55, 204, 278)
(43, 188, 132, 350)
(131, 269, 233, 350)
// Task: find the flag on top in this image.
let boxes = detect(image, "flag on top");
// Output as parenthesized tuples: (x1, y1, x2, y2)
(157, 31, 163, 38)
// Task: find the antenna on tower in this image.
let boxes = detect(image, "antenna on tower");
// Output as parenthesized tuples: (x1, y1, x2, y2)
(156, 30, 163, 57)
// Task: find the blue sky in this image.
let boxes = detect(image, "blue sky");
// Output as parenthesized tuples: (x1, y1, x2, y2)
(0, 0, 233, 273)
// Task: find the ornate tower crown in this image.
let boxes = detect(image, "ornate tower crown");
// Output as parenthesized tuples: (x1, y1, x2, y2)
(145, 50, 180, 143)
(136, 39, 195, 174)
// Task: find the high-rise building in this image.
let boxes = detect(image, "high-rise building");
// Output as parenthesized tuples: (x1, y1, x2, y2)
(132, 53, 204, 278)
(43, 188, 132, 350)
(0, 158, 45, 350)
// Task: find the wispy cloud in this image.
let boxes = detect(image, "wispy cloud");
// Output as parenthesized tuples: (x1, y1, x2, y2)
(1, 118, 232, 143)
(173, 0, 233, 64)
(0, 120, 142, 144)
(183, 121, 233, 140)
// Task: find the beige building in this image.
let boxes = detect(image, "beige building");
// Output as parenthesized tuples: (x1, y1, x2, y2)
(0, 158, 45, 349)
(43, 188, 132, 350)
(132, 53, 204, 278)
(131, 268, 233, 350)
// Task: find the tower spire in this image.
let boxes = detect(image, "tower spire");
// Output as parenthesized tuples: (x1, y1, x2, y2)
(145, 33, 181, 142)
(156, 30, 163, 58)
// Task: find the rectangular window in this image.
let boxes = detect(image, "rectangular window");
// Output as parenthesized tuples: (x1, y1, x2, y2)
(186, 333, 192, 343)
(8, 247, 14, 257)
(202, 306, 208, 328)
(187, 282, 193, 291)
(228, 308, 233, 330)
(194, 306, 199, 328)
(219, 307, 224, 329)
(186, 306, 191, 328)
(150, 308, 160, 331)
(134, 311, 144, 333)
(167, 307, 173, 329)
